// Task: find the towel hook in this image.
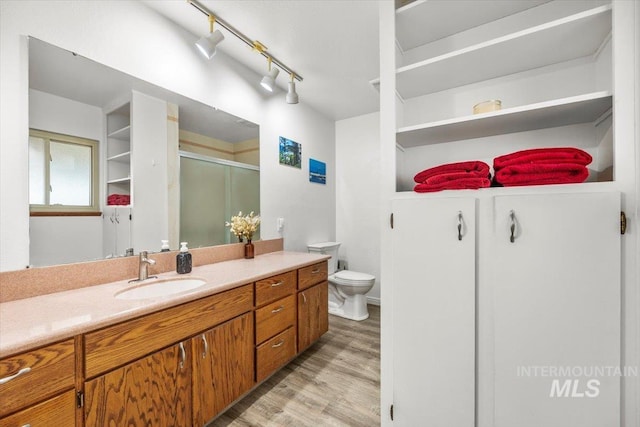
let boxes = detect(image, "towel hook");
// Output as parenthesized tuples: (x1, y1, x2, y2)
(509, 210, 516, 243)
(457, 211, 463, 241)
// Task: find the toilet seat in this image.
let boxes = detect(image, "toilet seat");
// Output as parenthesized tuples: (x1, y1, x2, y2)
(330, 270, 375, 286)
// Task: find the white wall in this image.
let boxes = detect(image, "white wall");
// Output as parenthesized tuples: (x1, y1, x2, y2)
(336, 112, 381, 304)
(28, 89, 104, 266)
(0, 0, 335, 271)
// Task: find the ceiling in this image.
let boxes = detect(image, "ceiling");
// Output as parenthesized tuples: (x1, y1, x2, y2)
(142, 0, 381, 121)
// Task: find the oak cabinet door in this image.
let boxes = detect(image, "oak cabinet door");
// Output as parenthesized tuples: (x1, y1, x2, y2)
(84, 341, 191, 426)
(192, 313, 254, 426)
(297, 281, 329, 352)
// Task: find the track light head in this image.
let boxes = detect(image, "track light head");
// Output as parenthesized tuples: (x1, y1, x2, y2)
(196, 14, 224, 59)
(286, 81, 299, 104)
(260, 66, 279, 92)
(196, 29, 224, 59)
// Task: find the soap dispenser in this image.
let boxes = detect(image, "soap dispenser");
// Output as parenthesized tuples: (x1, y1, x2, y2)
(176, 242, 192, 274)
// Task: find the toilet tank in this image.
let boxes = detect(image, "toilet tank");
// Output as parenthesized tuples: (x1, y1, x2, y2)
(307, 242, 341, 273)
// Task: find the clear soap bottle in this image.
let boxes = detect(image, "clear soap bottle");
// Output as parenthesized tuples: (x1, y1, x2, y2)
(176, 242, 192, 274)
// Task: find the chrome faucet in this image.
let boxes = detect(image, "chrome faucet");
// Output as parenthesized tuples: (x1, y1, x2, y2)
(130, 251, 157, 283)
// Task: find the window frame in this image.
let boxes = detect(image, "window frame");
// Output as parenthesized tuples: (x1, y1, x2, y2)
(29, 128, 100, 215)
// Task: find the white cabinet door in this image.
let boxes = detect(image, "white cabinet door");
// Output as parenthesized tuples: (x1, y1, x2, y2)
(391, 196, 476, 426)
(102, 206, 131, 258)
(491, 192, 620, 427)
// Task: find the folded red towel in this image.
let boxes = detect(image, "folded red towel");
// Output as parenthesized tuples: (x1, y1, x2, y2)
(107, 194, 131, 205)
(414, 177, 491, 193)
(493, 147, 592, 171)
(494, 163, 589, 187)
(414, 161, 490, 184)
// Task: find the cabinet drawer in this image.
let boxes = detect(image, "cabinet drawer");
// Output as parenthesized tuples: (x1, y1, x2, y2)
(256, 327, 296, 383)
(0, 339, 75, 417)
(298, 261, 328, 290)
(0, 389, 75, 427)
(255, 270, 296, 306)
(255, 295, 296, 344)
(85, 284, 253, 379)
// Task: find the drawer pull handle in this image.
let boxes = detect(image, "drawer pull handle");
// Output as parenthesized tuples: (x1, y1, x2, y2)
(271, 281, 284, 287)
(0, 367, 31, 385)
(179, 342, 186, 369)
(21, 424, 31, 427)
(311, 268, 321, 274)
(201, 334, 208, 359)
(272, 340, 285, 348)
(272, 306, 285, 314)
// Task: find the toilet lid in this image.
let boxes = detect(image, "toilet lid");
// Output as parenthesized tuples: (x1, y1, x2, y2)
(333, 270, 375, 284)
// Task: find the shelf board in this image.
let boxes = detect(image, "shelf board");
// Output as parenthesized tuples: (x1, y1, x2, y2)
(396, 91, 612, 147)
(107, 177, 131, 185)
(107, 151, 131, 163)
(107, 125, 131, 141)
(396, 0, 550, 51)
(396, 5, 611, 100)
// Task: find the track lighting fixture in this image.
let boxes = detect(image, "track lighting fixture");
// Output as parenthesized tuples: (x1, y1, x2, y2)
(286, 73, 299, 104)
(195, 14, 224, 59)
(260, 57, 279, 92)
(188, 0, 302, 104)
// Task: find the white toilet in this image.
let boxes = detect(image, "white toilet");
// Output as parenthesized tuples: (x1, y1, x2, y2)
(307, 242, 375, 321)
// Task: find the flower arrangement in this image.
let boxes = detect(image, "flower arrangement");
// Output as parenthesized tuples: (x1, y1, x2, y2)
(226, 211, 261, 242)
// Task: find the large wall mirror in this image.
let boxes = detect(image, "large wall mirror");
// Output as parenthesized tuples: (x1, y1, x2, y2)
(28, 38, 260, 267)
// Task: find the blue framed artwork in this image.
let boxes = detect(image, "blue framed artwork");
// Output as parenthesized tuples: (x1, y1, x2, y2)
(309, 158, 326, 184)
(279, 136, 302, 169)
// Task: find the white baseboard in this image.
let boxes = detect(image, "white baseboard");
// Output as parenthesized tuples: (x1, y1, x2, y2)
(367, 296, 381, 306)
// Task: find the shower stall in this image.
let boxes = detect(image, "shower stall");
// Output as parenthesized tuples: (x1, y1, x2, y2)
(179, 151, 260, 248)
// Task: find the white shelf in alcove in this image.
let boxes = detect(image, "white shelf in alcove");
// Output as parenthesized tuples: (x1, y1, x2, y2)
(395, 5, 611, 100)
(107, 151, 131, 163)
(107, 125, 131, 140)
(396, 91, 612, 147)
(107, 177, 131, 185)
(395, 0, 550, 51)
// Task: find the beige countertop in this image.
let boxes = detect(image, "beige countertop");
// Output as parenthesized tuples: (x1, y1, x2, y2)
(0, 251, 329, 358)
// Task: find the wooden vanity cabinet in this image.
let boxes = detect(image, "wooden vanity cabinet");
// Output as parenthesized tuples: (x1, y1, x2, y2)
(192, 312, 254, 426)
(0, 338, 76, 426)
(297, 261, 329, 352)
(84, 341, 192, 426)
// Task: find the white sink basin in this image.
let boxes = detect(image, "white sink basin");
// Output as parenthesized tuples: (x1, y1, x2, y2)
(115, 278, 207, 300)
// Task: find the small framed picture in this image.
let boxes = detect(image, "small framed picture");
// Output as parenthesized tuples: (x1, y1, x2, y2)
(309, 158, 326, 184)
(279, 136, 302, 169)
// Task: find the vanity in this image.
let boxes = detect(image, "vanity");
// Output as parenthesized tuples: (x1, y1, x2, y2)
(0, 244, 329, 426)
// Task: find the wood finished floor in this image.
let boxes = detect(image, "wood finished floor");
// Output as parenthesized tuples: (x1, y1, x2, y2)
(212, 305, 381, 427)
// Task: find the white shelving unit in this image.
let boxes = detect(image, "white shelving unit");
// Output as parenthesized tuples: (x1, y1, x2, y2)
(105, 102, 131, 204)
(389, 0, 614, 188)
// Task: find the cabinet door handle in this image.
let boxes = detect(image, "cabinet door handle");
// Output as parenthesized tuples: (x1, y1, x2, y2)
(271, 281, 284, 287)
(457, 211, 463, 241)
(272, 340, 285, 348)
(178, 342, 186, 369)
(271, 306, 284, 314)
(311, 268, 321, 274)
(0, 367, 31, 385)
(302, 292, 307, 304)
(201, 334, 208, 359)
(509, 210, 516, 243)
